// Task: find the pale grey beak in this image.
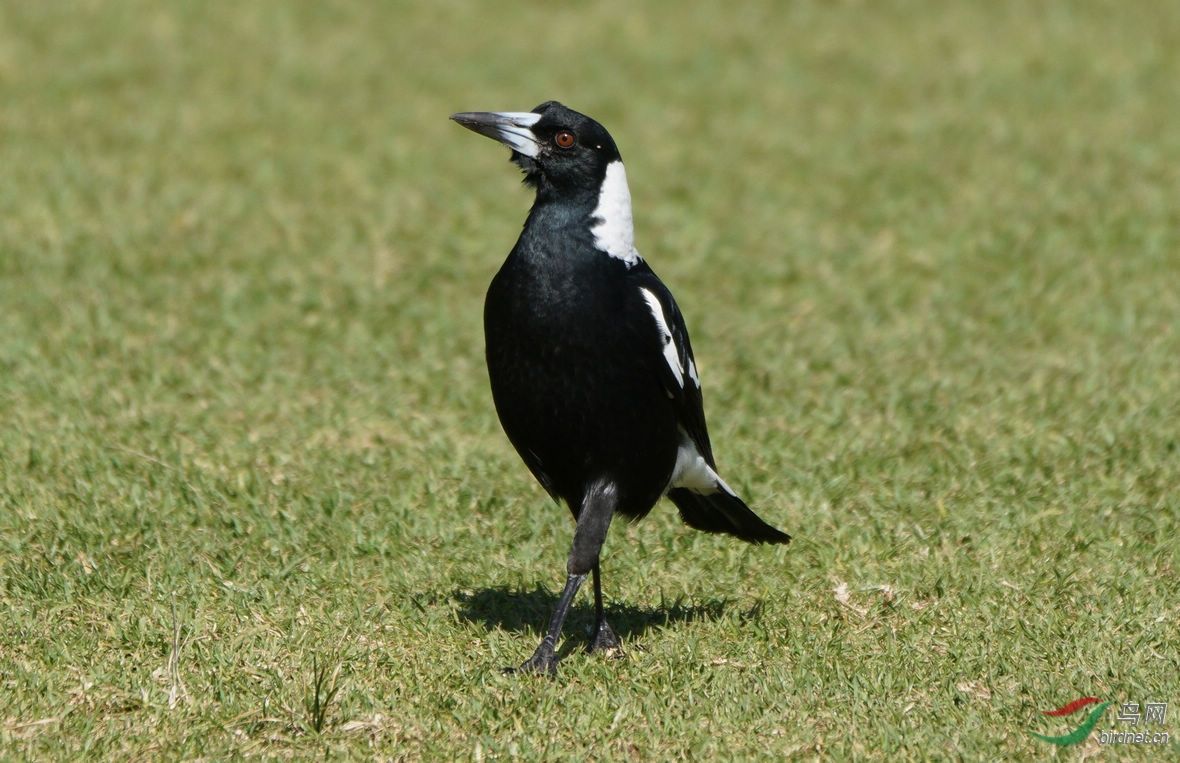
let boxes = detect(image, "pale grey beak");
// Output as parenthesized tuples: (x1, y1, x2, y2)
(451, 111, 543, 157)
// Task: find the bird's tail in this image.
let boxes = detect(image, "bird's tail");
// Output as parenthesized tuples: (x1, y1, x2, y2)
(668, 488, 791, 544)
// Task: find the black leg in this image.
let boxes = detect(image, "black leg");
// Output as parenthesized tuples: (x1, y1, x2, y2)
(592, 562, 605, 623)
(514, 480, 617, 675)
(515, 572, 585, 675)
(589, 562, 623, 656)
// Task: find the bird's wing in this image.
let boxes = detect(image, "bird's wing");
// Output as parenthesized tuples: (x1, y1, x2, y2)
(627, 265, 790, 544)
(627, 263, 715, 466)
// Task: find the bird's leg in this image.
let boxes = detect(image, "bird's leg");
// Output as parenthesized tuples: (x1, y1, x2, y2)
(588, 561, 623, 657)
(515, 571, 585, 675)
(516, 480, 617, 675)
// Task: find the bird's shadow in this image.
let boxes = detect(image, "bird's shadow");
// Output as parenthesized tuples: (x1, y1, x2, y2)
(453, 585, 745, 648)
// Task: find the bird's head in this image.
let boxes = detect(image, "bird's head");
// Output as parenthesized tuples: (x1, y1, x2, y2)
(451, 101, 622, 200)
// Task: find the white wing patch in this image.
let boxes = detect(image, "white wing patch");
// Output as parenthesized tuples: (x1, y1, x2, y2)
(591, 161, 641, 267)
(668, 428, 737, 496)
(639, 287, 684, 387)
(686, 356, 700, 388)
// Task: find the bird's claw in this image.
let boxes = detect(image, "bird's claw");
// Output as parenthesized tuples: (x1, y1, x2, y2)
(506, 645, 560, 676)
(588, 621, 624, 658)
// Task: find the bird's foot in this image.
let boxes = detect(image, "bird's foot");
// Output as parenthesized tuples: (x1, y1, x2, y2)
(588, 621, 624, 659)
(504, 643, 560, 676)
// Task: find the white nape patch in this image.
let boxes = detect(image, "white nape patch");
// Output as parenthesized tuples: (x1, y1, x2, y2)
(492, 112, 542, 157)
(668, 429, 736, 496)
(591, 161, 641, 266)
(639, 287, 683, 387)
(686, 356, 700, 388)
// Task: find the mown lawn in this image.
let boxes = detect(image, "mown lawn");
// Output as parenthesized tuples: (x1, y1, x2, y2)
(1, 1, 1178, 759)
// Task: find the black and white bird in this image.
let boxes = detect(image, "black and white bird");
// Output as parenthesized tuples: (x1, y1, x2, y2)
(452, 101, 790, 674)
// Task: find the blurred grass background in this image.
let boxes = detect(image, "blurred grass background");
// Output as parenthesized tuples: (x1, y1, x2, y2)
(1, 0, 1178, 758)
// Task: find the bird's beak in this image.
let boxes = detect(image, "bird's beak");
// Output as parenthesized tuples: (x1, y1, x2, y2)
(450, 111, 543, 158)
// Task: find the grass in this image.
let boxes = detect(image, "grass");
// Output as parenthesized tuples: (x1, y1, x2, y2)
(1, 0, 1178, 758)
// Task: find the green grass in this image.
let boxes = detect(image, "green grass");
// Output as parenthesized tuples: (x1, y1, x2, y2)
(2, 0, 1179, 758)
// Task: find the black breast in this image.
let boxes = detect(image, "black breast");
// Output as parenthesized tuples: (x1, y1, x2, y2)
(483, 234, 677, 519)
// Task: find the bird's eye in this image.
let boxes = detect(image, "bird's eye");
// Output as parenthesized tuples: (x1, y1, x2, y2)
(554, 130, 576, 149)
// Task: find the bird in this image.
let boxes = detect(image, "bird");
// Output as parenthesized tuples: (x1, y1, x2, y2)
(451, 101, 790, 674)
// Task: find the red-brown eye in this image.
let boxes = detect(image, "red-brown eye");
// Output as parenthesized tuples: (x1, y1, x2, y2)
(554, 130, 576, 149)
